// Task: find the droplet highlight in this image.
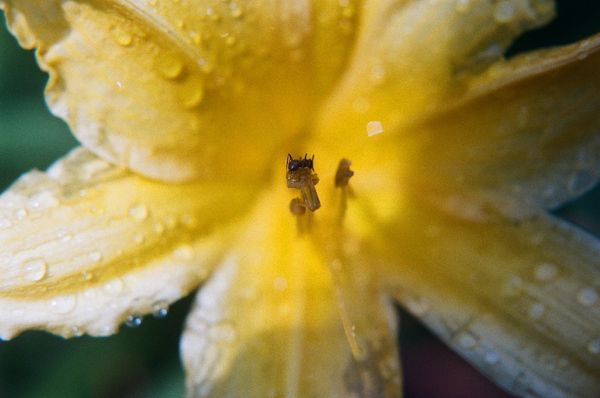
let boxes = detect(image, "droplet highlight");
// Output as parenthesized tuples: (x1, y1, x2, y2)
(577, 287, 598, 307)
(366, 120, 384, 137)
(534, 262, 558, 282)
(125, 314, 143, 328)
(128, 204, 148, 221)
(49, 295, 77, 314)
(21, 258, 48, 282)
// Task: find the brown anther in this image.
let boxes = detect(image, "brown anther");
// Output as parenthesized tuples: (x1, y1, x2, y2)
(289, 198, 306, 216)
(335, 158, 354, 187)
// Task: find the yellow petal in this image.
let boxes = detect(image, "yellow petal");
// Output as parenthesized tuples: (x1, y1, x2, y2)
(0, 0, 358, 181)
(0, 148, 257, 339)
(317, 0, 554, 139)
(408, 35, 600, 211)
(367, 198, 600, 397)
(181, 187, 401, 397)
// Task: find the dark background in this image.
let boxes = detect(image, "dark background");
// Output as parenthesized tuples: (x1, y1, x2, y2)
(0, 1, 599, 397)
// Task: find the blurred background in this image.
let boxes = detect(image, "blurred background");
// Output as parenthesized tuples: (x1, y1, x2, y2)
(0, 1, 599, 397)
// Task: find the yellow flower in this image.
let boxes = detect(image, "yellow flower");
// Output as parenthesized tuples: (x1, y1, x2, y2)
(1, 0, 599, 397)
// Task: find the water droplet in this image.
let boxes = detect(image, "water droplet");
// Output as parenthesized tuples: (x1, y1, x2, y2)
(49, 295, 77, 314)
(89, 251, 102, 263)
(225, 35, 237, 47)
(273, 277, 288, 292)
(28, 192, 60, 209)
(369, 63, 386, 85)
(457, 331, 479, 349)
(456, 0, 470, 13)
(152, 300, 169, 318)
(366, 120, 384, 137)
(503, 275, 524, 297)
(132, 233, 145, 244)
(110, 25, 133, 47)
(71, 326, 84, 337)
(183, 84, 205, 108)
(0, 218, 12, 229)
(15, 208, 27, 220)
(577, 287, 598, 306)
(153, 222, 165, 234)
(230, 2, 244, 18)
(484, 350, 500, 365)
(128, 203, 148, 221)
(21, 258, 48, 282)
(405, 296, 429, 317)
(172, 244, 194, 260)
(125, 314, 143, 328)
(528, 302, 545, 319)
(588, 338, 600, 354)
(81, 271, 94, 282)
(180, 214, 198, 228)
(103, 278, 124, 296)
(164, 215, 177, 229)
(493, 1, 515, 23)
(568, 169, 596, 194)
(155, 55, 184, 79)
(534, 262, 558, 282)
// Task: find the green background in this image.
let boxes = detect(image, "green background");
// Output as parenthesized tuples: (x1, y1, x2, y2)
(0, 1, 599, 397)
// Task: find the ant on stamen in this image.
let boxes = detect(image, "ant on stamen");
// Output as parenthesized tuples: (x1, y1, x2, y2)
(286, 153, 321, 212)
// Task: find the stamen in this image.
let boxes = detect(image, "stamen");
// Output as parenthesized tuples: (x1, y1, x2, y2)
(335, 158, 354, 223)
(286, 154, 321, 212)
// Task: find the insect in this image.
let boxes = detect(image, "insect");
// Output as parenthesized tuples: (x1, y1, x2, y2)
(286, 153, 321, 212)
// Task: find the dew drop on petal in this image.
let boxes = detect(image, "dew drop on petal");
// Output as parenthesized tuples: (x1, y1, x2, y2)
(172, 244, 194, 260)
(155, 55, 185, 79)
(528, 302, 545, 320)
(484, 350, 500, 365)
(502, 275, 524, 297)
(457, 331, 479, 349)
(588, 338, 600, 354)
(132, 233, 145, 244)
(534, 262, 558, 282)
(272, 277, 288, 292)
(21, 258, 47, 282)
(128, 203, 148, 221)
(103, 278, 125, 296)
(455, 0, 470, 13)
(152, 300, 170, 319)
(89, 251, 103, 263)
(125, 314, 143, 328)
(0, 218, 12, 229)
(568, 169, 596, 194)
(15, 208, 27, 220)
(49, 295, 77, 314)
(493, 1, 515, 23)
(577, 287, 598, 306)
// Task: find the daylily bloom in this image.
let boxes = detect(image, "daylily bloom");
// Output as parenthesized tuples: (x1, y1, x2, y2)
(0, 0, 599, 396)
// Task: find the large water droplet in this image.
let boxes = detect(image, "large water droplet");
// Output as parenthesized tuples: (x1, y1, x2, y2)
(21, 258, 48, 282)
(125, 314, 143, 328)
(493, 1, 515, 23)
(15, 208, 27, 220)
(128, 203, 148, 221)
(534, 262, 558, 282)
(229, 2, 244, 18)
(155, 55, 185, 79)
(49, 295, 77, 314)
(577, 287, 598, 306)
